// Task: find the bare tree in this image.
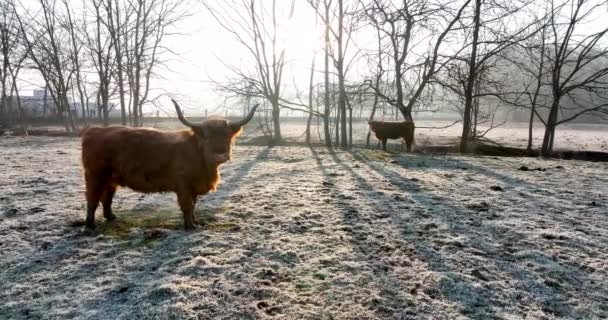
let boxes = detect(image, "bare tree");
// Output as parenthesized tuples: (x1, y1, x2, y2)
(458, 0, 542, 152)
(103, 0, 129, 125)
(202, 0, 294, 144)
(0, 0, 18, 128)
(511, 17, 550, 153)
(309, 0, 360, 148)
(124, 0, 183, 127)
(85, 0, 117, 126)
(16, 0, 78, 132)
(1, 0, 28, 131)
(363, 0, 473, 125)
(540, 0, 608, 156)
(63, 0, 89, 125)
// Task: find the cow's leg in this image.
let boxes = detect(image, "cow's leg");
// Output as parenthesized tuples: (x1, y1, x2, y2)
(85, 174, 105, 230)
(192, 195, 199, 225)
(101, 184, 117, 221)
(177, 190, 196, 230)
(382, 138, 387, 151)
(406, 133, 414, 153)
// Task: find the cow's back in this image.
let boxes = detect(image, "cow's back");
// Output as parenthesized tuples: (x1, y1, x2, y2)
(371, 121, 414, 139)
(80, 126, 194, 192)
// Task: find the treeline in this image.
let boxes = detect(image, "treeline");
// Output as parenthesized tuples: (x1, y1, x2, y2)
(0, 0, 184, 132)
(204, 0, 608, 156)
(1, 0, 607, 157)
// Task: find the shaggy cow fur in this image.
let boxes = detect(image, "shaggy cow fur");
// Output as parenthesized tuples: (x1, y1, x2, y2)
(80, 100, 258, 231)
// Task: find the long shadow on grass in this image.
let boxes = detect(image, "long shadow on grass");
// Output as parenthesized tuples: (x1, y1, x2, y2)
(0, 147, 275, 319)
(326, 148, 589, 318)
(309, 147, 415, 318)
(318, 148, 498, 318)
(197, 146, 272, 207)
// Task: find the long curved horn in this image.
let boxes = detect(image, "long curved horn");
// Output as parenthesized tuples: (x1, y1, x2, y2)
(171, 99, 196, 128)
(230, 103, 259, 129)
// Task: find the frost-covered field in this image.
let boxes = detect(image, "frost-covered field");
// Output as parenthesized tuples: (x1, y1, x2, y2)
(1, 136, 607, 319)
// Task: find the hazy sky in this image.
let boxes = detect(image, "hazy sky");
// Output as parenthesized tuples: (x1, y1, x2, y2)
(155, 0, 325, 116)
(16, 0, 608, 117)
(147, 0, 608, 116)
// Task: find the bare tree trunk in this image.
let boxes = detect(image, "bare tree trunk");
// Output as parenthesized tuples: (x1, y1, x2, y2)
(541, 98, 559, 157)
(334, 91, 339, 145)
(366, 96, 379, 147)
(348, 101, 352, 148)
(472, 74, 481, 137)
(9, 66, 27, 134)
(459, 0, 481, 153)
(0, 15, 9, 128)
(527, 105, 536, 152)
(323, 2, 332, 148)
(271, 95, 281, 143)
(337, 0, 347, 148)
(43, 87, 48, 118)
(96, 92, 102, 121)
(305, 57, 315, 144)
(527, 26, 546, 154)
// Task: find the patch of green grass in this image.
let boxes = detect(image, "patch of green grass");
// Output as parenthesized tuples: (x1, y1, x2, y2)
(312, 272, 327, 280)
(295, 281, 313, 291)
(357, 149, 394, 162)
(96, 207, 230, 240)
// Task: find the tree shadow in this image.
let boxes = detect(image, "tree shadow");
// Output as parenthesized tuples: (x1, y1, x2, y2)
(337, 148, 602, 318)
(1, 145, 604, 319)
(309, 147, 416, 318)
(0, 146, 276, 319)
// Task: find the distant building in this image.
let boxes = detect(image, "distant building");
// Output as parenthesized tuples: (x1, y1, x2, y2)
(15, 89, 122, 119)
(19, 89, 56, 118)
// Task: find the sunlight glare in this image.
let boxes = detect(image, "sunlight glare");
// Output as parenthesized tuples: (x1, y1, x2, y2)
(282, 9, 323, 61)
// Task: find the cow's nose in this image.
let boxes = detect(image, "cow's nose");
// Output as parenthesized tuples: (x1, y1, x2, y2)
(215, 153, 230, 163)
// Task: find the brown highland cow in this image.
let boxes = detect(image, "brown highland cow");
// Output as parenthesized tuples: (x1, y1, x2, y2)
(80, 99, 258, 230)
(368, 120, 415, 152)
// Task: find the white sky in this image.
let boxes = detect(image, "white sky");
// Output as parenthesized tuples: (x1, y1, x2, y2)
(154, 0, 326, 116)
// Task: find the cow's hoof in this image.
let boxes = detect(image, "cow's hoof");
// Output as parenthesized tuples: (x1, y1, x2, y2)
(104, 213, 117, 221)
(82, 227, 99, 237)
(184, 223, 202, 231)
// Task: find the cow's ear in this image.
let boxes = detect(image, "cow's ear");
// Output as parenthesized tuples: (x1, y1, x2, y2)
(231, 126, 243, 139)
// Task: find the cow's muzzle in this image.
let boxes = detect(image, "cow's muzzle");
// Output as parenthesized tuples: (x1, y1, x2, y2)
(214, 153, 230, 164)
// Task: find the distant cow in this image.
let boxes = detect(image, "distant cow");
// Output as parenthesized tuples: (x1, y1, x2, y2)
(368, 120, 415, 152)
(80, 99, 259, 231)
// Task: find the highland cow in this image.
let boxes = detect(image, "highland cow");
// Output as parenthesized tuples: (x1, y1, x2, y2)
(80, 99, 258, 231)
(368, 120, 415, 152)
